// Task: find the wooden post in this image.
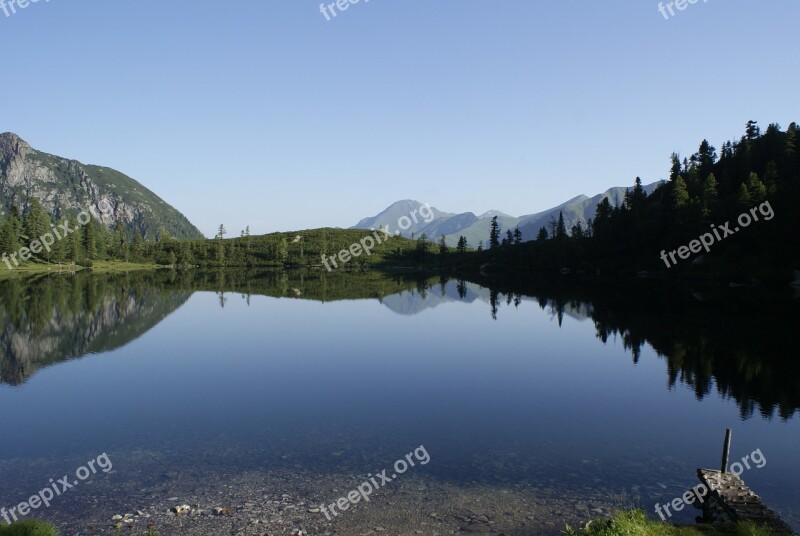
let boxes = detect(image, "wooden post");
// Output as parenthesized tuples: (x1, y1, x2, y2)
(720, 428, 732, 473)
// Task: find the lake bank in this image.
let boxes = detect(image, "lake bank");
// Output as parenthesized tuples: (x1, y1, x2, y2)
(0, 260, 164, 280)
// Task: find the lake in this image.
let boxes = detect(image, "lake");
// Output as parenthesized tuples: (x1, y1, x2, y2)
(1, 270, 798, 535)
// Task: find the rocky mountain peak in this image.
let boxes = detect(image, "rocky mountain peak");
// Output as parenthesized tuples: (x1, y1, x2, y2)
(0, 133, 203, 239)
(0, 132, 32, 162)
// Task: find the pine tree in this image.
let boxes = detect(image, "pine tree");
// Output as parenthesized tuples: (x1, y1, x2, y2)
(456, 236, 467, 253)
(477, 240, 484, 252)
(68, 221, 83, 263)
(216, 224, 227, 263)
(584, 218, 594, 238)
(627, 177, 647, 211)
(112, 221, 126, 259)
(416, 233, 429, 254)
(132, 231, 144, 260)
(438, 235, 447, 254)
(669, 153, 682, 182)
(746, 172, 767, 203)
(746, 120, 760, 141)
(23, 198, 51, 249)
(556, 211, 567, 240)
(702, 173, 719, 216)
(736, 183, 751, 207)
(95, 221, 111, 259)
(764, 162, 779, 195)
(697, 140, 717, 176)
(0, 218, 20, 258)
(673, 176, 690, 208)
(51, 217, 68, 263)
(536, 227, 548, 241)
(177, 241, 193, 266)
(489, 216, 500, 249)
(786, 127, 797, 158)
(83, 219, 97, 259)
(513, 228, 522, 245)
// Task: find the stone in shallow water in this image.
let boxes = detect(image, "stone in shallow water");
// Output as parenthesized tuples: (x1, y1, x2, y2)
(172, 504, 192, 515)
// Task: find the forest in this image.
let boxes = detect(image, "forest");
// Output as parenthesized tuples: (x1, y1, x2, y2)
(2, 121, 798, 282)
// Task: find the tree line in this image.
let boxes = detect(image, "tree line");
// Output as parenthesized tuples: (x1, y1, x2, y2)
(462, 121, 800, 282)
(3, 121, 797, 281)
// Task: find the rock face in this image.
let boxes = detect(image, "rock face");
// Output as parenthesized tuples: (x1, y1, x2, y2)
(0, 132, 203, 239)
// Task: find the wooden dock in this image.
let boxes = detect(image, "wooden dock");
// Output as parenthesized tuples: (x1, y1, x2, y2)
(696, 468, 796, 535)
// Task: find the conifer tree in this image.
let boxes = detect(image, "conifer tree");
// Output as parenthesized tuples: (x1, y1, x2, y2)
(556, 211, 568, 240)
(746, 172, 767, 203)
(23, 198, 51, 249)
(702, 173, 719, 216)
(489, 216, 500, 249)
(673, 176, 690, 208)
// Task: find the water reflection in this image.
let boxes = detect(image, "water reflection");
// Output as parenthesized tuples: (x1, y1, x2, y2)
(0, 272, 191, 385)
(2, 269, 798, 421)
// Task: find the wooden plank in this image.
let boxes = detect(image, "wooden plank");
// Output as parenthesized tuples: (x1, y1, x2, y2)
(697, 469, 796, 536)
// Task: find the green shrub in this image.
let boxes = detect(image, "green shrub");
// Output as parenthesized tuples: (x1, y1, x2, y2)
(564, 509, 774, 536)
(0, 519, 58, 536)
(734, 523, 773, 536)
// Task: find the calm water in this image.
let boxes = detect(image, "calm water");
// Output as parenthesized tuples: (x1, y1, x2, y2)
(1, 270, 798, 529)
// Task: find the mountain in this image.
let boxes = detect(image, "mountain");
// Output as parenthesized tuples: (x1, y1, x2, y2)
(352, 182, 663, 247)
(0, 132, 203, 239)
(514, 183, 662, 242)
(350, 199, 455, 237)
(478, 210, 513, 220)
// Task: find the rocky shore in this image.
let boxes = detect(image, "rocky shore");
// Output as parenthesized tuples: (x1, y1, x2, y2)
(3, 449, 795, 536)
(56, 470, 619, 536)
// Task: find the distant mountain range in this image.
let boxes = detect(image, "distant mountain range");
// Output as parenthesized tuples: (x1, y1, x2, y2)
(0, 133, 203, 239)
(352, 182, 663, 247)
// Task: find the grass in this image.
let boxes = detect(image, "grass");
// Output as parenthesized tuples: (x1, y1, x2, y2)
(0, 259, 162, 280)
(0, 520, 163, 536)
(82, 260, 162, 272)
(564, 510, 775, 536)
(0, 520, 58, 536)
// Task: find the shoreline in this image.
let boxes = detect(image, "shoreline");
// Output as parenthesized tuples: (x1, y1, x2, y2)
(0, 261, 164, 280)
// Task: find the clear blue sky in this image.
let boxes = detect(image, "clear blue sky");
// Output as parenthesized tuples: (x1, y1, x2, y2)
(2, 0, 798, 237)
